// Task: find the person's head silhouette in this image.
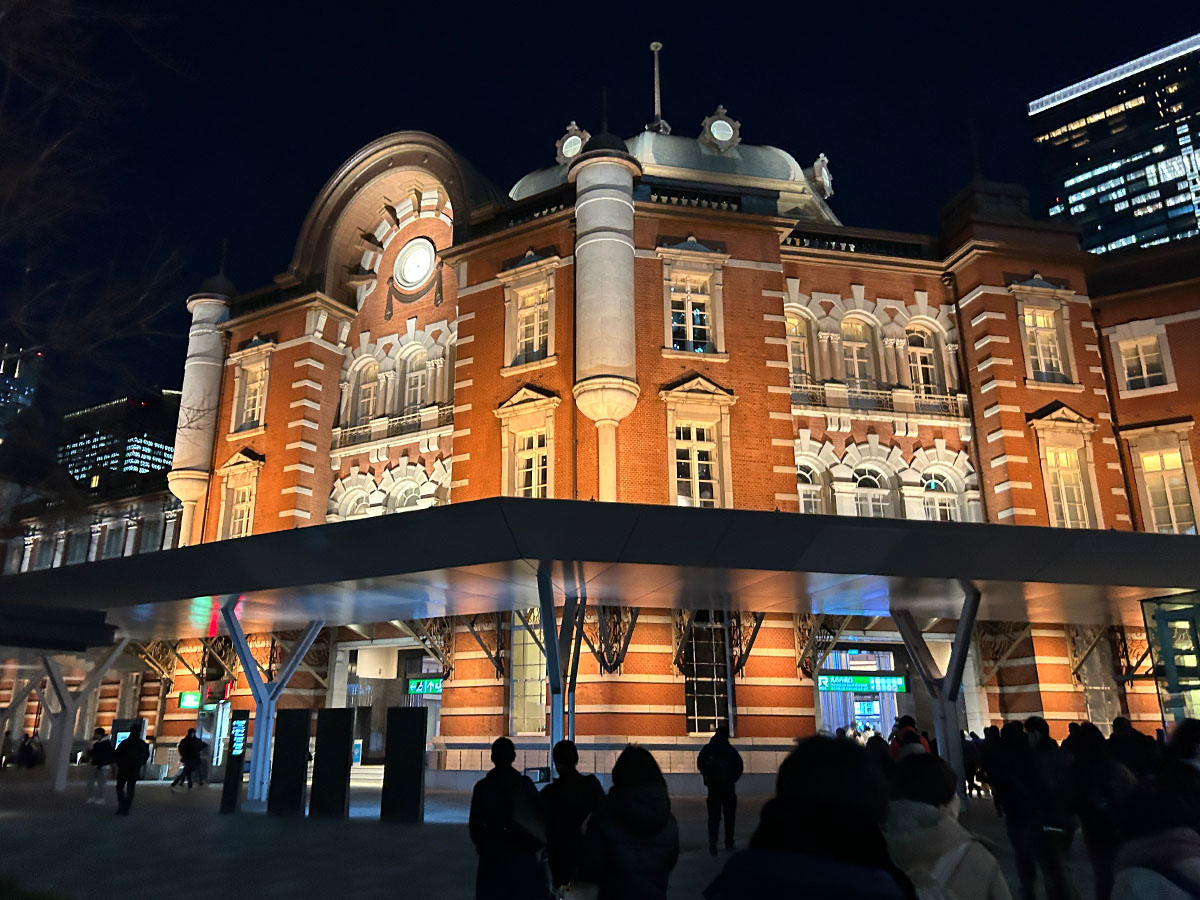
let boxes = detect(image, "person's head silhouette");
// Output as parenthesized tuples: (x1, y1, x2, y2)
(552, 739, 578, 775)
(491, 737, 516, 768)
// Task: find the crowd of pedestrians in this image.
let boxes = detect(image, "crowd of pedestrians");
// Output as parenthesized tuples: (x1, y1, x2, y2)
(468, 715, 1200, 900)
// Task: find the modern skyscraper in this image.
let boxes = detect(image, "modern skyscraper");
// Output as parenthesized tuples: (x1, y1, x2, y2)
(1029, 33, 1200, 254)
(57, 390, 179, 488)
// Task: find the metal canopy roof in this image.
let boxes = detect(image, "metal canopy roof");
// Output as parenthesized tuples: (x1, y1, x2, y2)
(1, 498, 1196, 644)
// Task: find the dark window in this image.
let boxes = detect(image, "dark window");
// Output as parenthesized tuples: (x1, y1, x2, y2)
(681, 611, 729, 734)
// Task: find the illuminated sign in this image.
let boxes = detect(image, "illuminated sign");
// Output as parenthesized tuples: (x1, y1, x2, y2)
(406, 677, 443, 695)
(817, 674, 908, 693)
(178, 691, 201, 709)
(229, 717, 248, 758)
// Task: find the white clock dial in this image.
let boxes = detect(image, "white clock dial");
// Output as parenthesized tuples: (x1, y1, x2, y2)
(709, 120, 734, 142)
(394, 238, 436, 289)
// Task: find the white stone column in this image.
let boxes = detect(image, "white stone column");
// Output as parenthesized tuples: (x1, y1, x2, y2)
(87, 523, 103, 562)
(169, 291, 231, 546)
(569, 143, 643, 501)
(122, 517, 140, 556)
(51, 532, 66, 567)
(20, 534, 34, 572)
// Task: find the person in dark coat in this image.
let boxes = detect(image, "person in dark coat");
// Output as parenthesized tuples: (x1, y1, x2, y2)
(1024, 716, 1079, 900)
(889, 716, 930, 759)
(540, 739, 604, 890)
(697, 725, 744, 855)
(705, 735, 914, 900)
(468, 737, 545, 900)
(1107, 717, 1159, 777)
(577, 745, 679, 900)
(113, 731, 150, 816)
(1067, 722, 1136, 900)
(171, 728, 204, 790)
(86, 727, 114, 805)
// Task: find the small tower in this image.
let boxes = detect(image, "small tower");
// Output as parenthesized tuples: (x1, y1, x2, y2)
(167, 267, 234, 546)
(569, 105, 643, 502)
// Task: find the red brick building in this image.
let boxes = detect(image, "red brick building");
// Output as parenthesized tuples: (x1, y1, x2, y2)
(6, 113, 1197, 773)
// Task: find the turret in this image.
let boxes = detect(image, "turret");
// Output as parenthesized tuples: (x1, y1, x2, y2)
(568, 127, 642, 501)
(168, 275, 232, 546)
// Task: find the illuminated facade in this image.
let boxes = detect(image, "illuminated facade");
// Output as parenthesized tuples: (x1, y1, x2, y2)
(7, 99, 1199, 774)
(1029, 32, 1200, 254)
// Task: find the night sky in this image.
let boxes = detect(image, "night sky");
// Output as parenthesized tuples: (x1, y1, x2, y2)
(4, 2, 1196, 408)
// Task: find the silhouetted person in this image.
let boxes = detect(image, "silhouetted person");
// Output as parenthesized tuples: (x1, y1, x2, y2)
(1108, 717, 1158, 777)
(698, 725, 743, 855)
(86, 727, 113, 805)
(1112, 760, 1200, 899)
(540, 739, 604, 890)
(0, 731, 13, 768)
(1068, 722, 1136, 900)
(468, 737, 544, 900)
(884, 752, 1012, 900)
(1166, 717, 1200, 774)
(113, 731, 150, 815)
(864, 733, 897, 795)
(172, 728, 204, 790)
(1022, 716, 1079, 900)
(889, 716, 929, 759)
(17, 734, 35, 768)
(979, 725, 1004, 816)
(577, 746, 679, 900)
(706, 735, 914, 900)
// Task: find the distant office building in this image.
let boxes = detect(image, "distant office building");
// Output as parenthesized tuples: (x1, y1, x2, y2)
(1029, 33, 1200, 254)
(57, 390, 179, 487)
(0, 344, 40, 444)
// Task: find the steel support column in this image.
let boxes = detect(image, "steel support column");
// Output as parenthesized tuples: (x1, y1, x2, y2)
(40, 639, 130, 793)
(0, 674, 40, 739)
(538, 561, 585, 760)
(221, 598, 324, 804)
(893, 582, 980, 804)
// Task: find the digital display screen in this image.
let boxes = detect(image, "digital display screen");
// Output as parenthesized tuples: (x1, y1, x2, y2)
(178, 691, 201, 709)
(407, 677, 443, 695)
(817, 674, 908, 693)
(229, 718, 248, 757)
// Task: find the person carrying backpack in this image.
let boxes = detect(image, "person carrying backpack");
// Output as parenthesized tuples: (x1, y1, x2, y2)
(698, 725, 744, 855)
(884, 753, 1012, 900)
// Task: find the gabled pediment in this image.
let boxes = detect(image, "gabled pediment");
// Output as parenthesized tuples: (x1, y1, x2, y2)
(217, 448, 265, 473)
(1027, 400, 1096, 433)
(659, 372, 737, 406)
(494, 384, 561, 420)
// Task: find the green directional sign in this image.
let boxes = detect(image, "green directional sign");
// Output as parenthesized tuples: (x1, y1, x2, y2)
(817, 674, 907, 693)
(178, 691, 201, 709)
(407, 677, 443, 695)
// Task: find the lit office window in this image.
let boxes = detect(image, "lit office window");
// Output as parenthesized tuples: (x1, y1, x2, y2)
(670, 273, 713, 353)
(842, 319, 874, 387)
(906, 329, 938, 394)
(796, 464, 825, 515)
(1120, 337, 1167, 390)
(510, 617, 547, 735)
(515, 430, 548, 499)
(675, 424, 718, 508)
(1046, 447, 1089, 528)
(1023, 309, 1068, 383)
(921, 473, 958, 522)
(853, 467, 892, 518)
(515, 287, 550, 365)
(1143, 450, 1196, 534)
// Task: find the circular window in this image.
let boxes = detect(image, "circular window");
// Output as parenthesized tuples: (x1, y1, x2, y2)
(709, 119, 735, 142)
(562, 134, 583, 158)
(393, 237, 437, 290)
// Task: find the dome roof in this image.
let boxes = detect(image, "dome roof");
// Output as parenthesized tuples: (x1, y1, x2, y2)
(197, 271, 237, 298)
(510, 132, 810, 202)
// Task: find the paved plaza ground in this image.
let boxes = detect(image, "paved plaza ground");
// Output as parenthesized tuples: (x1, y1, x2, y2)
(0, 768, 1096, 899)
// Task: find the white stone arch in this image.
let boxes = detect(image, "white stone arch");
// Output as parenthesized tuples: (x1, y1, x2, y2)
(884, 291, 961, 392)
(793, 430, 839, 515)
(783, 302, 819, 383)
(377, 456, 452, 511)
(327, 469, 380, 522)
(831, 438, 909, 518)
(910, 441, 981, 521)
(339, 340, 394, 426)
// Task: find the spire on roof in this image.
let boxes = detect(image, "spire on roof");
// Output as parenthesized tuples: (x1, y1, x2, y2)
(645, 42, 671, 135)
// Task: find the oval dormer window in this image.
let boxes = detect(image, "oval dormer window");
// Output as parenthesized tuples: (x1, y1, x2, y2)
(709, 120, 734, 142)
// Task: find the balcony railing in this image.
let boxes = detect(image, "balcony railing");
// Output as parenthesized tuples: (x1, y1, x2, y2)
(789, 374, 825, 406)
(913, 392, 965, 416)
(846, 383, 895, 412)
(334, 404, 454, 450)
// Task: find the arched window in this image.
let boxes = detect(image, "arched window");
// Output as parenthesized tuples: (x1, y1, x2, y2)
(786, 314, 812, 383)
(386, 481, 421, 513)
(402, 350, 428, 414)
(853, 466, 892, 518)
(796, 464, 825, 515)
(921, 472, 958, 521)
(339, 490, 369, 520)
(353, 361, 380, 425)
(907, 328, 938, 395)
(842, 318, 875, 387)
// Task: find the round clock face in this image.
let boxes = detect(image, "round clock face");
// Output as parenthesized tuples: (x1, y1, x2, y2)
(562, 134, 583, 158)
(709, 120, 734, 142)
(394, 237, 436, 289)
